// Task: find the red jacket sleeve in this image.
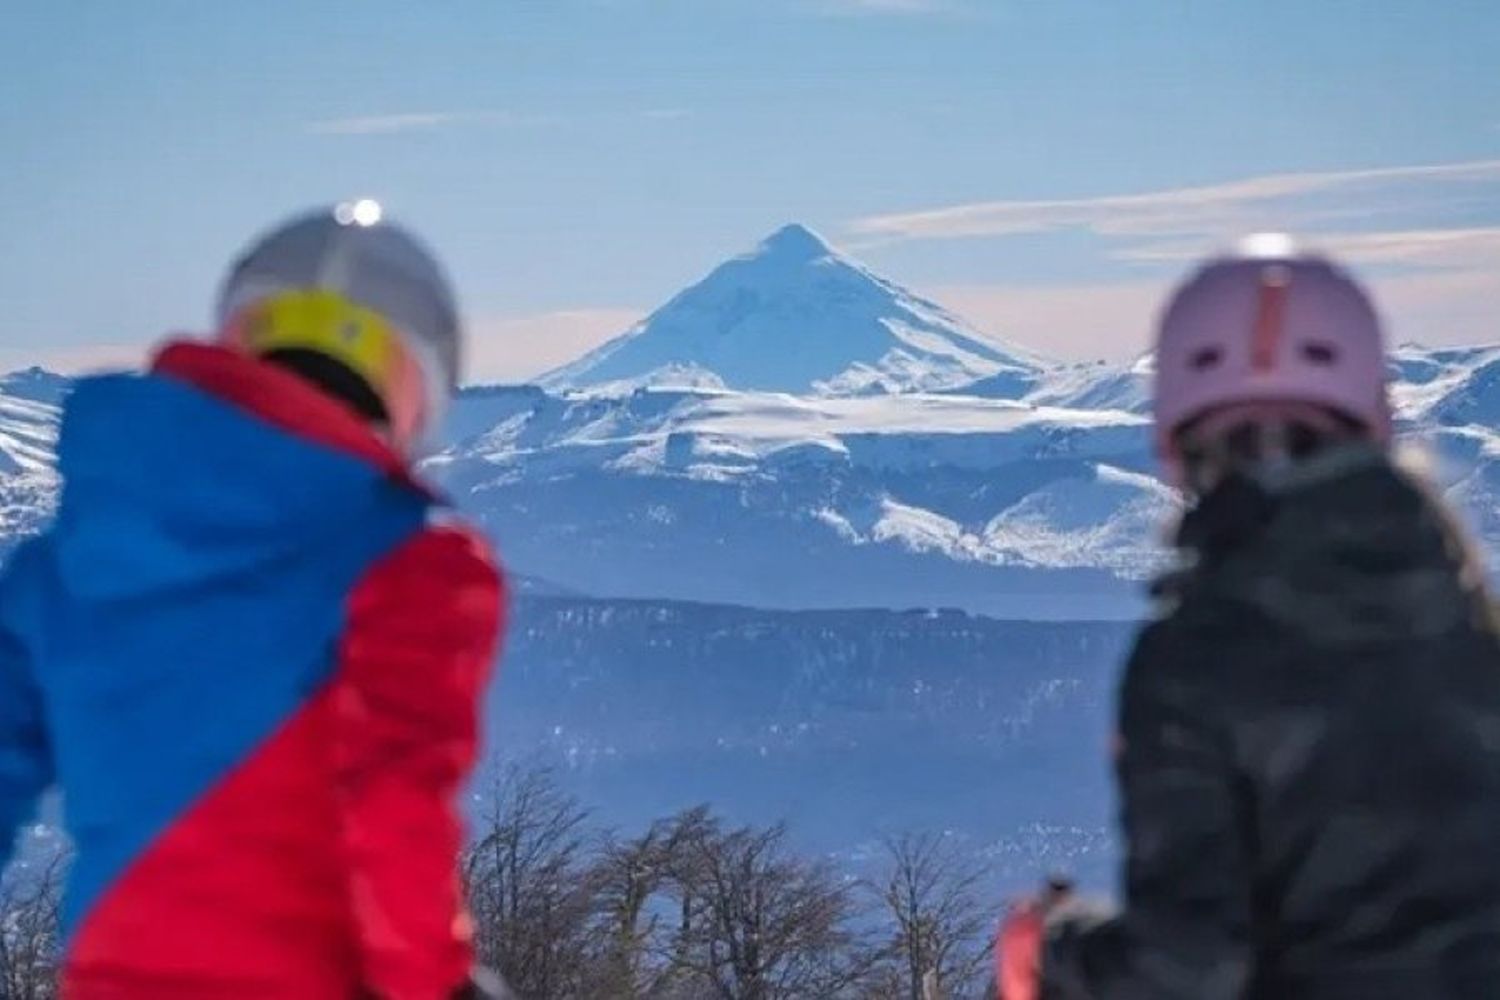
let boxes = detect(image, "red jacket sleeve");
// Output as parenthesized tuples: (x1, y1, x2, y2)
(332, 524, 504, 1000)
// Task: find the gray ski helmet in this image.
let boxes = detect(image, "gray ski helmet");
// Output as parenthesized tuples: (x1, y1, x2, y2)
(216, 200, 462, 406)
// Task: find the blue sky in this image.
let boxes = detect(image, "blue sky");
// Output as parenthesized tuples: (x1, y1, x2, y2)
(3, 0, 1498, 378)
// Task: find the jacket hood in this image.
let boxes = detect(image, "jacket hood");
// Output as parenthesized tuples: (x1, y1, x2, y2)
(1168, 445, 1490, 641)
(52, 367, 421, 602)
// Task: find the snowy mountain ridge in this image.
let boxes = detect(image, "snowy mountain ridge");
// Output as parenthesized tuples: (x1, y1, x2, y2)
(3, 347, 1499, 615)
(428, 334, 1500, 616)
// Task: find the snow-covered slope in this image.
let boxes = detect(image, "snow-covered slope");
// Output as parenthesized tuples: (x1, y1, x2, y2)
(0, 380, 60, 545)
(431, 383, 1159, 615)
(809, 463, 1170, 582)
(439, 335, 1500, 613)
(1026, 341, 1500, 426)
(541, 224, 1046, 396)
(1021, 355, 1153, 414)
(1392, 344, 1500, 426)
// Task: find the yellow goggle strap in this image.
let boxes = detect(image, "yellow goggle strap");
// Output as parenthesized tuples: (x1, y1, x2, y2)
(237, 289, 402, 399)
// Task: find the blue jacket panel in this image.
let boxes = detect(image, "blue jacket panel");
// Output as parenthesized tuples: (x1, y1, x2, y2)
(0, 369, 431, 935)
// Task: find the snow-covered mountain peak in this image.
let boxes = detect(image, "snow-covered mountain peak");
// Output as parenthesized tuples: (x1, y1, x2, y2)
(541, 224, 1048, 396)
(754, 222, 837, 265)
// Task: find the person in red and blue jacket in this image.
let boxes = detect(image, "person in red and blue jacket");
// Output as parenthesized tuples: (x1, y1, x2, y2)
(0, 204, 509, 998)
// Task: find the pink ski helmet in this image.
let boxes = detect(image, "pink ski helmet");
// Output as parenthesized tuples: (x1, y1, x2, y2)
(1153, 235, 1392, 478)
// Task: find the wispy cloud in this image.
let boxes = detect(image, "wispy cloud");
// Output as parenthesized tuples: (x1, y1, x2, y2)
(309, 108, 685, 135)
(879, 161, 1500, 361)
(819, 0, 947, 15)
(851, 158, 1500, 244)
(306, 110, 526, 136)
(933, 258, 1500, 363)
(1119, 226, 1500, 270)
(1306, 226, 1500, 269)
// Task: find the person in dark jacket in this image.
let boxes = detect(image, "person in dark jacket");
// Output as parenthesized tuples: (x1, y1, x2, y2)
(999, 236, 1500, 999)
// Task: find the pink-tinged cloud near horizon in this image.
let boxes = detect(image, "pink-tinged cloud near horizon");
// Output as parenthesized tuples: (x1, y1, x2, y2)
(933, 267, 1500, 364)
(3, 311, 646, 384)
(466, 309, 644, 383)
(929, 282, 1168, 362)
(11, 219, 1499, 381)
(13, 266, 1498, 382)
(0, 342, 155, 377)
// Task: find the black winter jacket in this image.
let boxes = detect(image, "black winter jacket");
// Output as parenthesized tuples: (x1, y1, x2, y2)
(1044, 447, 1500, 999)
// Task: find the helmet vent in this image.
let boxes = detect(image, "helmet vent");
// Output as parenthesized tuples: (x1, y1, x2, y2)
(1302, 342, 1337, 365)
(1189, 346, 1224, 371)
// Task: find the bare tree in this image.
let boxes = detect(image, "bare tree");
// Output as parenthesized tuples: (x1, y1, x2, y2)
(667, 819, 874, 1000)
(869, 833, 993, 1000)
(465, 763, 597, 1000)
(584, 806, 715, 999)
(458, 772, 996, 1000)
(0, 852, 64, 1000)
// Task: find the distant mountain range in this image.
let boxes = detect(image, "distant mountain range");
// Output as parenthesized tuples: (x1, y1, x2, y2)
(2, 227, 1498, 615)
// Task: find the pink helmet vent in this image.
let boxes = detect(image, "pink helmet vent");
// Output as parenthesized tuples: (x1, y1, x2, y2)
(1249, 264, 1291, 374)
